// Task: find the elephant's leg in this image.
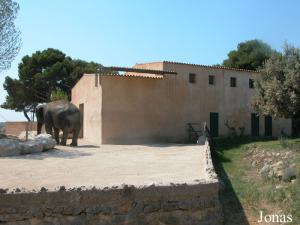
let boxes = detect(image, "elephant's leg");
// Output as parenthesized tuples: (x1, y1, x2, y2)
(45, 124, 53, 136)
(60, 127, 68, 146)
(70, 128, 79, 146)
(53, 127, 60, 144)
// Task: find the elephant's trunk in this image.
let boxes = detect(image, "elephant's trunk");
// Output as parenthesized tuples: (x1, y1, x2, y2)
(37, 122, 43, 134)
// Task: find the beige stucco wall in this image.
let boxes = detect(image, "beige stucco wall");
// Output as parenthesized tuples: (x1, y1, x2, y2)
(72, 74, 102, 145)
(98, 61, 191, 144)
(163, 62, 291, 138)
(71, 62, 291, 144)
(101, 79, 179, 143)
(134, 62, 164, 70)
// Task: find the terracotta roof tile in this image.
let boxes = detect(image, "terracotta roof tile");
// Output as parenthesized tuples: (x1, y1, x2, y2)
(124, 72, 163, 79)
(163, 61, 259, 73)
(136, 61, 259, 73)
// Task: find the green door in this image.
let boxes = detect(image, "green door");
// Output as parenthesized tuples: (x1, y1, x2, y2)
(210, 112, 219, 137)
(251, 113, 259, 136)
(265, 116, 272, 136)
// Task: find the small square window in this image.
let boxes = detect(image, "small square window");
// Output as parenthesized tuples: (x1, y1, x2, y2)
(189, 73, 196, 83)
(230, 77, 237, 87)
(209, 75, 215, 85)
(249, 79, 254, 88)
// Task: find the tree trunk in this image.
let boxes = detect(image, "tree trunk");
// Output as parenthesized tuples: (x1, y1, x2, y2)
(23, 109, 31, 122)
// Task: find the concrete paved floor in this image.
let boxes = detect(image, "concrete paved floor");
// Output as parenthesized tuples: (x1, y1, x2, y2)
(0, 140, 209, 192)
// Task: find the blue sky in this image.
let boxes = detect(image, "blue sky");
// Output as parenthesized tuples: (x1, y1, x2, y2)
(1, 0, 300, 121)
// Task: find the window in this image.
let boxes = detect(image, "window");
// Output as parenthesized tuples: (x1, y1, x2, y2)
(249, 79, 254, 88)
(230, 77, 237, 87)
(189, 73, 196, 83)
(209, 75, 215, 85)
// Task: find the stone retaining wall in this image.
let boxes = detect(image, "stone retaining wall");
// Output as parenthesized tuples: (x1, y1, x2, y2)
(0, 141, 223, 225)
(0, 184, 222, 225)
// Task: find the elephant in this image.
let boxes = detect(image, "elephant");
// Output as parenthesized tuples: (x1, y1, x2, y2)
(36, 100, 81, 146)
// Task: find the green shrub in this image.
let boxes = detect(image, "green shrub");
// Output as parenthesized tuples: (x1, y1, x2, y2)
(279, 136, 289, 148)
(50, 90, 68, 101)
(260, 164, 271, 182)
(279, 137, 300, 152)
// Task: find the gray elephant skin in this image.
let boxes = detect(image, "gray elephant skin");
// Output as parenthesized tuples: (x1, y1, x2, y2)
(36, 100, 81, 146)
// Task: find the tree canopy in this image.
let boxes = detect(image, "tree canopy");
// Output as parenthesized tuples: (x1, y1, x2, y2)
(252, 44, 300, 119)
(0, 0, 21, 73)
(223, 40, 274, 70)
(1, 48, 99, 120)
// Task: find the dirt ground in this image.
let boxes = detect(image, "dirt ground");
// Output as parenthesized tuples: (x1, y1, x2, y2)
(0, 140, 209, 192)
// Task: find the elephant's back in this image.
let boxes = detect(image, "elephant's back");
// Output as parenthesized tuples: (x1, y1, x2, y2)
(47, 101, 81, 129)
(47, 101, 79, 113)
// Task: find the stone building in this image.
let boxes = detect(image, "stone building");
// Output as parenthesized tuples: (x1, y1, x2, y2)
(71, 61, 291, 145)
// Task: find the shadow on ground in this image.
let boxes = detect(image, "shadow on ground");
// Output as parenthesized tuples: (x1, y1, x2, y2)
(211, 136, 270, 225)
(11, 148, 94, 160)
(70, 144, 99, 148)
(212, 154, 249, 224)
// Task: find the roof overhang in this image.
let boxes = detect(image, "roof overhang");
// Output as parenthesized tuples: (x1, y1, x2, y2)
(98, 66, 177, 79)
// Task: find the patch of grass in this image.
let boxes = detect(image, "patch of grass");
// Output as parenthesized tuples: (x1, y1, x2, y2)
(280, 137, 300, 152)
(213, 136, 300, 225)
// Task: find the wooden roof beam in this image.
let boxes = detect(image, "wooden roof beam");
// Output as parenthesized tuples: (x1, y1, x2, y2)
(98, 66, 177, 75)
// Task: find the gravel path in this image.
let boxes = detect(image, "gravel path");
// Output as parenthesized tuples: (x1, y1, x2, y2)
(0, 140, 209, 192)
